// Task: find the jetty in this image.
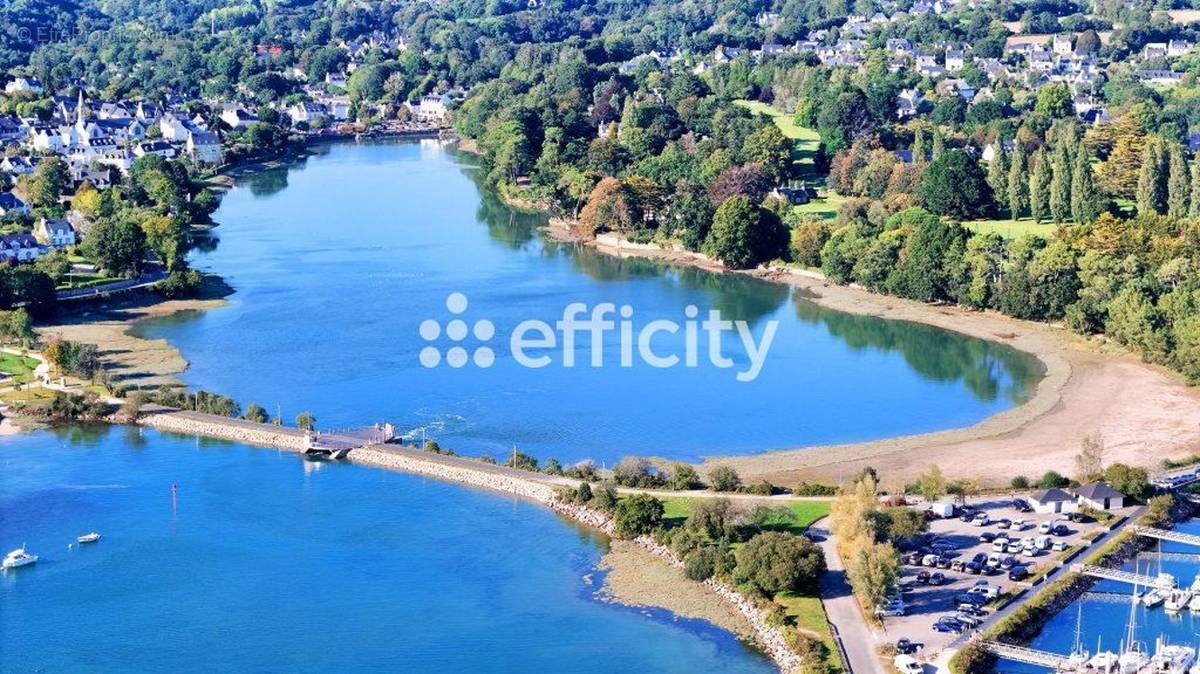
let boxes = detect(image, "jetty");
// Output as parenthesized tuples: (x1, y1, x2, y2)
(1071, 563, 1175, 588)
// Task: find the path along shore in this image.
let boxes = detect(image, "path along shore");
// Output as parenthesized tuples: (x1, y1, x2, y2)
(545, 219, 1200, 487)
(135, 407, 804, 673)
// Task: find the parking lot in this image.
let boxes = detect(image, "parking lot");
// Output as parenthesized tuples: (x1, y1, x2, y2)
(879, 495, 1125, 653)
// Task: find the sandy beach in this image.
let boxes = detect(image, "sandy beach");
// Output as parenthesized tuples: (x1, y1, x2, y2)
(546, 219, 1200, 487)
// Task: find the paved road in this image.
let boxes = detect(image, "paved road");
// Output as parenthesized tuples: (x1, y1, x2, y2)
(812, 519, 887, 674)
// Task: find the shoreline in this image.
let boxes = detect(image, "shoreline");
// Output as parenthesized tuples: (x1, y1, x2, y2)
(543, 218, 1200, 486)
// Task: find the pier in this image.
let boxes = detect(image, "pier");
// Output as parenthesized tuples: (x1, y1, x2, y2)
(303, 424, 398, 458)
(979, 641, 1070, 669)
(1131, 526, 1200, 548)
(1072, 563, 1175, 588)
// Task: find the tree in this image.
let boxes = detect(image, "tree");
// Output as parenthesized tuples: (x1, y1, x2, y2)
(702, 196, 787, 270)
(846, 542, 899, 609)
(82, 218, 146, 276)
(612, 493, 665, 538)
(789, 217, 830, 267)
(243, 403, 268, 423)
(1049, 144, 1071, 224)
(296, 411, 316, 430)
(987, 141, 1009, 212)
(917, 465, 948, 501)
(1190, 161, 1200, 218)
(670, 181, 714, 251)
(1167, 143, 1189, 218)
(744, 124, 793, 183)
(1030, 150, 1052, 223)
(1136, 140, 1165, 215)
(931, 127, 945, 160)
(685, 498, 735, 540)
(733, 531, 826, 594)
(579, 177, 635, 235)
(920, 150, 991, 219)
(1034, 84, 1074, 118)
(576, 481, 594, 504)
(1008, 142, 1030, 219)
(22, 157, 70, 207)
(1103, 463, 1151, 500)
(1075, 433, 1105, 482)
(708, 465, 742, 492)
(707, 163, 771, 206)
(612, 457, 663, 488)
(668, 463, 701, 491)
(1071, 147, 1102, 224)
(885, 208, 966, 302)
(1038, 470, 1069, 488)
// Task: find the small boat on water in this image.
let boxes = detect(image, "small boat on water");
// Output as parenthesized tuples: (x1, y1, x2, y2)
(1090, 651, 1120, 673)
(1165, 589, 1192, 613)
(77, 532, 100, 544)
(2, 546, 38, 569)
(1142, 589, 1166, 608)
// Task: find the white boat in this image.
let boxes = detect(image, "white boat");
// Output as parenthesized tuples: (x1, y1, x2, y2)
(1064, 605, 1090, 671)
(1143, 589, 1166, 608)
(1090, 652, 1120, 673)
(77, 532, 101, 544)
(2, 546, 38, 569)
(1144, 638, 1196, 674)
(1122, 581, 1150, 674)
(1188, 593, 1200, 612)
(1165, 589, 1193, 613)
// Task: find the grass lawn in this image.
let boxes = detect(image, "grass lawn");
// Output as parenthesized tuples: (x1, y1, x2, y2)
(962, 217, 1061, 239)
(734, 99, 824, 182)
(0, 386, 56, 405)
(660, 495, 831, 535)
(0, 351, 38, 377)
(792, 192, 847, 221)
(775, 592, 846, 672)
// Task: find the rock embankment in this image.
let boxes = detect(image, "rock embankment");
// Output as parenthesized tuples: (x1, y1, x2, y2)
(137, 410, 309, 451)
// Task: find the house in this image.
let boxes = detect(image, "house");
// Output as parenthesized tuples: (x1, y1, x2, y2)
(0, 155, 36, 175)
(186, 129, 222, 164)
(411, 94, 451, 123)
(896, 88, 924, 118)
(1137, 70, 1184, 86)
(770, 186, 812, 204)
(1052, 34, 1073, 55)
(1028, 487, 1078, 514)
(133, 139, 178, 159)
(0, 232, 40, 262)
(0, 192, 31, 217)
(944, 49, 965, 72)
(34, 218, 76, 248)
(1073, 482, 1125, 511)
(1143, 42, 1168, 60)
(288, 101, 328, 127)
(4, 77, 43, 95)
(1169, 39, 1193, 57)
(220, 104, 259, 129)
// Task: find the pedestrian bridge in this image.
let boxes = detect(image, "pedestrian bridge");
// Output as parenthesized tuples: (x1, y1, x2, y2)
(303, 423, 397, 458)
(979, 641, 1069, 669)
(1072, 563, 1175, 588)
(1131, 526, 1200, 548)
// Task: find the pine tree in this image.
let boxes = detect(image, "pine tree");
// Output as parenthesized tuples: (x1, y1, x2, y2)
(1167, 142, 1189, 218)
(913, 127, 927, 163)
(1071, 146, 1101, 224)
(1136, 140, 1165, 215)
(932, 127, 945, 160)
(1190, 160, 1200, 218)
(987, 140, 1009, 213)
(1049, 143, 1071, 224)
(1030, 150, 1052, 223)
(1008, 142, 1029, 219)
(1075, 145, 1099, 223)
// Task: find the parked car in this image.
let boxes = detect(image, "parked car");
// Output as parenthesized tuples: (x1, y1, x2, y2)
(955, 612, 982, 627)
(933, 617, 965, 633)
(876, 601, 907, 617)
(904, 551, 923, 566)
(922, 554, 940, 567)
(1068, 512, 1094, 524)
(895, 655, 924, 674)
(1006, 540, 1024, 554)
(1012, 518, 1028, 530)
(1053, 540, 1069, 552)
(951, 560, 967, 573)
(1000, 556, 1018, 571)
(973, 513, 990, 526)
(959, 604, 988, 617)
(936, 556, 952, 569)
(916, 570, 931, 584)
(996, 518, 1012, 530)
(929, 572, 947, 586)
(968, 584, 999, 600)
(991, 539, 1009, 553)
(1052, 524, 1070, 536)
(979, 532, 997, 543)
(1012, 498, 1032, 512)
(896, 638, 922, 655)
(1039, 521, 1052, 534)
(1009, 565, 1030, 581)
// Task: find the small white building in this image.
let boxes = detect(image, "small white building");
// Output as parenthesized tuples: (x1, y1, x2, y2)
(4, 77, 43, 95)
(1073, 482, 1125, 511)
(1028, 487, 1078, 515)
(34, 218, 77, 248)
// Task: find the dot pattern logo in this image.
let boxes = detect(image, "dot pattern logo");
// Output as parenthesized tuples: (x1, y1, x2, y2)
(419, 292, 495, 368)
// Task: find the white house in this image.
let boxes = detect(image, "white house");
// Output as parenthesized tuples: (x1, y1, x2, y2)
(1028, 487, 1078, 514)
(4, 77, 43, 95)
(411, 94, 450, 123)
(186, 129, 222, 164)
(220, 104, 259, 129)
(133, 139, 178, 159)
(1073, 482, 1125, 511)
(0, 232, 40, 262)
(288, 101, 328, 127)
(34, 218, 77, 248)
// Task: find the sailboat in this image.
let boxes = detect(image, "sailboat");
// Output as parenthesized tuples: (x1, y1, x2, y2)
(1119, 579, 1149, 674)
(1063, 604, 1090, 671)
(1147, 636, 1196, 674)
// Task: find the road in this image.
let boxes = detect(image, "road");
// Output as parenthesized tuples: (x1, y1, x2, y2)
(811, 518, 887, 674)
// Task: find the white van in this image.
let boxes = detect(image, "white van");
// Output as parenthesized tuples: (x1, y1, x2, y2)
(895, 655, 924, 674)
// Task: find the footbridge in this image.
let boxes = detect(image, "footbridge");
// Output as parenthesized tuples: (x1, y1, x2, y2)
(979, 641, 1070, 669)
(1131, 526, 1200, 548)
(1072, 563, 1176, 588)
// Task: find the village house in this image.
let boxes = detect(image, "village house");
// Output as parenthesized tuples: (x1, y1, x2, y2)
(4, 77, 43, 95)
(1137, 69, 1184, 86)
(220, 104, 259, 129)
(34, 218, 77, 248)
(288, 101, 329, 127)
(0, 192, 31, 217)
(0, 232, 40, 263)
(133, 139, 178, 160)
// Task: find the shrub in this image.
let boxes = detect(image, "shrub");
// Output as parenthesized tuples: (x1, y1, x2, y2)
(708, 465, 742, 492)
(592, 485, 619, 513)
(733, 531, 826, 594)
(684, 547, 719, 580)
(612, 493, 665, 539)
(576, 481, 593, 504)
(157, 269, 203, 299)
(505, 450, 539, 472)
(613, 457, 665, 488)
(668, 463, 701, 490)
(543, 458, 563, 475)
(1011, 475, 1030, 489)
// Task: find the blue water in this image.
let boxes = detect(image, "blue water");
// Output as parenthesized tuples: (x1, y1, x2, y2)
(131, 139, 1041, 464)
(998, 519, 1200, 674)
(0, 427, 775, 673)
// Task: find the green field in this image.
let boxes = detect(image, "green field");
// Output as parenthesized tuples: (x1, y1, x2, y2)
(734, 100, 823, 181)
(660, 495, 831, 535)
(775, 592, 846, 672)
(0, 352, 39, 383)
(962, 217, 1062, 239)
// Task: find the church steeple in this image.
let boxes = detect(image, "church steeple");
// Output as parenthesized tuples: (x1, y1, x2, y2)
(75, 89, 86, 126)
